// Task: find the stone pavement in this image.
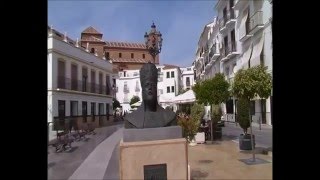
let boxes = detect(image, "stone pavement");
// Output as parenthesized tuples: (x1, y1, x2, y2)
(48, 124, 272, 180)
(189, 140, 272, 180)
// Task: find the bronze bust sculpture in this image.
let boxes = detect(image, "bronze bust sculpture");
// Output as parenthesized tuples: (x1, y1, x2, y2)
(124, 62, 177, 129)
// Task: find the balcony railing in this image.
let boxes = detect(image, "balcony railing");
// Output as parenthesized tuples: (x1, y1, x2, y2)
(209, 45, 216, 59)
(57, 76, 112, 95)
(249, 11, 264, 34)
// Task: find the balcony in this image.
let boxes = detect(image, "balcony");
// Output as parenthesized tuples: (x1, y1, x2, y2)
(225, 9, 236, 28)
(233, 0, 248, 10)
(209, 44, 220, 62)
(226, 41, 240, 59)
(249, 11, 264, 35)
(219, 18, 228, 35)
(239, 18, 253, 42)
(220, 46, 229, 62)
(56, 76, 112, 95)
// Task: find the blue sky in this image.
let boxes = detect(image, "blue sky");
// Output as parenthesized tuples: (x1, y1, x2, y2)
(48, 0, 217, 67)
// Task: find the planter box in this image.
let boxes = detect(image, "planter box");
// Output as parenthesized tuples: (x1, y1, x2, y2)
(195, 132, 205, 144)
(239, 134, 255, 150)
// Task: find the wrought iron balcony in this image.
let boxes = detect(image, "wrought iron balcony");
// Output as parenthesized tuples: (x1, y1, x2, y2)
(57, 76, 111, 95)
(249, 11, 264, 35)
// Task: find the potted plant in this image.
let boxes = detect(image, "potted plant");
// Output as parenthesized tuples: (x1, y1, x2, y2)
(233, 65, 272, 153)
(177, 103, 204, 145)
(236, 98, 255, 150)
(193, 73, 230, 142)
(211, 104, 223, 140)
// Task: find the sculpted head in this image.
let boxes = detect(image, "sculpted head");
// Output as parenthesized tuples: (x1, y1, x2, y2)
(140, 62, 158, 102)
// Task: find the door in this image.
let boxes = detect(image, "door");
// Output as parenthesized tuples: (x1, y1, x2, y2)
(58, 100, 65, 130)
(91, 102, 95, 122)
(82, 101, 87, 123)
(106, 103, 110, 121)
(261, 99, 266, 124)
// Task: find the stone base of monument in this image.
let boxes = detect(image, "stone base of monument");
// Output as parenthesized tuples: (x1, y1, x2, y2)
(119, 126, 188, 180)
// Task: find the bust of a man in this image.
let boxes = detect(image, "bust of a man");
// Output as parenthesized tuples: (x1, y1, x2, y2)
(124, 62, 177, 129)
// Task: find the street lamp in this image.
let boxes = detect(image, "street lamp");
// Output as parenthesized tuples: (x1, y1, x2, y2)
(144, 22, 163, 63)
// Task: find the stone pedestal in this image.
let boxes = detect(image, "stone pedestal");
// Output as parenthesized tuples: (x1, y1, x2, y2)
(119, 126, 188, 180)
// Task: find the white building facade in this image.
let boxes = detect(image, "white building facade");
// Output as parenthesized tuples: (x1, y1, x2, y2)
(115, 64, 187, 112)
(180, 66, 195, 91)
(48, 27, 114, 141)
(193, 0, 273, 125)
(232, 0, 273, 125)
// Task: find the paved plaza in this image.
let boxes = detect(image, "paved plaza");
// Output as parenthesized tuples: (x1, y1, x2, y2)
(48, 122, 272, 180)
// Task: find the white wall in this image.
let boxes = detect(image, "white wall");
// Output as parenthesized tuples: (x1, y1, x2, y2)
(48, 32, 113, 123)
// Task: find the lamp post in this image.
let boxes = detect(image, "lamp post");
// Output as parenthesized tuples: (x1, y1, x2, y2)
(144, 22, 163, 64)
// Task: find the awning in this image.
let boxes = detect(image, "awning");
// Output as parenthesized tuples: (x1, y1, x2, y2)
(173, 90, 196, 104)
(239, 9, 249, 39)
(250, 32, 265, 67)
(241, 42, 253, 69)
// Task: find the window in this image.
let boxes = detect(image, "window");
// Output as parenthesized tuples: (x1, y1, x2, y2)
(245, 7, 250, 34)
(106, 103, 110, 121)
(82, 67, 88, 92)
(99, 73, 103, 94)
(135, 80, 140, 92)
(186, 77, 190, 87)
(119, 53, 122, 58)
(99, 103, 104, 122)
(58, 100, 65, 127)
(131, 53, 134, 58)
(71, 64, 78, 91)
(106, 52, 110, 59)
(70, 101, 78, 117)
(166, 72, 170, 78)
(167, 86, 170, 93)
(91, 102, 96, 121)
(91, 70, 96, 93)
(260, 46, 265, 66)
(187, 68, 191, 71)
(171, 71, 175, 78)
(82, 101, 87, 122)
(171, 86, 174, 93)
(250, 101, 255, 115)
(124, 71, 126, 77)
(231, 29, 236, 51)
(124, 81, 129, 93)
(106, 75, 111, 95)
(58, 100, 65, 119)
(142, 54, 145, 59)
(58, 60, 65, 89)
(224, 36, 228, 55)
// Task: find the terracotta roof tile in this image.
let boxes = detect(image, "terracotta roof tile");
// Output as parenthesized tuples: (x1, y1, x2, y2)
(163, 64, 180, 70)
(111, 58, 150, 63)
(82, 26, 102, 34)
(105, 41, 146, 49)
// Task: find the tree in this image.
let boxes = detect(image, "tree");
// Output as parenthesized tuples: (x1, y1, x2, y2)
(113, 98, 121, 110)
(178, 103, 204, 142)
(177, 88, 188, 95)
(129, 96, 140, 105)
(193, 73, 230, 107)
(193, 73, 230, 141)
(233, 65, 272, 160)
